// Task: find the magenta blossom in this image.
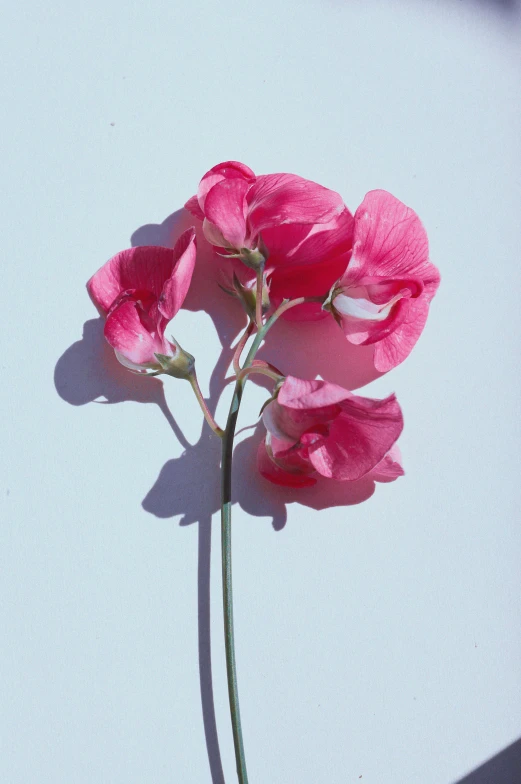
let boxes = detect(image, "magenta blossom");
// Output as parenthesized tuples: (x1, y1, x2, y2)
(186, 161, 354, 319)
(258, 375, 404, 487)
(328, 190, 440, 372)
(87, 229, 196, 371)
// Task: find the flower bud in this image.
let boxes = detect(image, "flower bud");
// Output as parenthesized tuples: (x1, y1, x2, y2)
(155, 338, 195, 380)
(238, 247, 266, 271)
(232, 273, 270, 320)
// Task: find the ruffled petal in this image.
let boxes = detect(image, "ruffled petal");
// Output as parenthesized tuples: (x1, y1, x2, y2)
(263, 208, 354, 318)
(257, 439, 317, 488)
(369, 445, 404, 483)
(204, 178, 250, 249)
(373, 297, 430, 372)
(246, 173, 345, 238)
(197, 160, 255, 212)
(307, 393, 403, 481)
(87, 245, 191, 315)
(332, 190, 440, 369)
(184, 194, 205, 221)
(263, 378, 348, 443)
(348, 190, 433, 281)
(104, 298, 165, 366)
(157, 228, 196, 320)
(278, 376, 352, 409)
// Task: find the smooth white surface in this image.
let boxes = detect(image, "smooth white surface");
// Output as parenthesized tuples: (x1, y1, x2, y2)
(1, 1, 521, 782)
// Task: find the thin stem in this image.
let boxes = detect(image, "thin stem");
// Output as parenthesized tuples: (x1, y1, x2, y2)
(188, 373, 224, 438)
(220, 293, 326, 783)
(255, 266, 264, 330)
(233, 320, 255, 375)
(238, 365, 283, 383)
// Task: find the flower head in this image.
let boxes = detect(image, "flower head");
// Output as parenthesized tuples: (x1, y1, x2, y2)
(327, 190, 440, 371)
(87, 228, 196, 372)
(186, 161, 354, 319)
(258, 375, 404, 487)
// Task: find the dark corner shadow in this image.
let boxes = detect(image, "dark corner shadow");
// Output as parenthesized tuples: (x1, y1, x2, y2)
(464, 0, 519, 8)
(54, 206, 385, 784)
(452, 737, 521, 784)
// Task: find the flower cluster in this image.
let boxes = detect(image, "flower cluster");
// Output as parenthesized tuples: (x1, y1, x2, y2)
(88, 160, 440, 490)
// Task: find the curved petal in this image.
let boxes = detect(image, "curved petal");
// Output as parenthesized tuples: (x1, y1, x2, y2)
(184, 194, 205, 221)
(373, 297, 430, 372)
(87, 245, 190, 315)
(257, 440, 317, 488)
(246, 173, 345, 238)
(204, 178, 250, 249)
(278, 376, 352, 409)
(348, 190, 433, 282)
(263, 208, 354, 317)
(264, 378, 348, 443)
(104, 299, 165, 366)
(336, 290, 412, 346)
(333, 190, 440, 369)
(203, 218, 230, 249)
(268, 252, 350, 320)
(307, 393, 403, 481)
(369, 445, 404, 483)
(197, 160, 255, 212)
(157, 228, 197, 320)
(280, 207, 354, 267)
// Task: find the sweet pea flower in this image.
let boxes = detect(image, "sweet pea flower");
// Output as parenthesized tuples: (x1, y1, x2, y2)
(327, 190, 440, 372)
(258, 375, 404, 488)
(186, 161, 354, 319)
(87, 229, 196, 372)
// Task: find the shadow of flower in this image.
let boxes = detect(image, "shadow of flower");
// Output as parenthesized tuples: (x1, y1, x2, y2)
(54, 205, 393, 784)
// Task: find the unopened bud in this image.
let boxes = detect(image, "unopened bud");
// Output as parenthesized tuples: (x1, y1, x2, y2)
(155, 338, 195, 380)
(232, 273, 270, 319)
(238, 247, 266, 271)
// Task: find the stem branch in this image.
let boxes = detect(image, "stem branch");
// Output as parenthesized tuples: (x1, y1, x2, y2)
(188, 373, 224, 438)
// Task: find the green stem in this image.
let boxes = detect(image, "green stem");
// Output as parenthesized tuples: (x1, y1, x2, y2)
(188, 373, 224, 438)
(220, 295, 318, 784)
(255, 266, 264, 330)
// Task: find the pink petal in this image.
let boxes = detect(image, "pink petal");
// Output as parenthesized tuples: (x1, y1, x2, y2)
(204, 178, 250, 249)
(157, 228, 197, 320)
(257, 440, 317, 488)
(373, 297, 430, 372)
(104, 298, 165, 366)
(369, 445, 404, 483)
(278, 376, 352, 409)
(184, 195, 205, 221)
(262, 207, 354, 269)
(261, 208, 354, 318)
(263, 378, 348, 443)
(88, 245, 191, 315)
(202, 218, 229, 249)
(268, 252, 350, 320)
(246, 173, 345, 238)
(336, 292, 411, 346)
(348, 190, 434, 282)
(307, 393, 403, 481)
(197, 161, 255, 212)
(333, 190, 440, 369)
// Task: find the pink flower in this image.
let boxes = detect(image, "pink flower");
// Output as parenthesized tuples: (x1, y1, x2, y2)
(186, 161, 353, 319)
(328, 190, 440, 372)
(257, 375, 404, 487)
(87, 229, 196, 371)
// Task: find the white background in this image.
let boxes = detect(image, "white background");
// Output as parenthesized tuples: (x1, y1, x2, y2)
(1, 1, 520, 782)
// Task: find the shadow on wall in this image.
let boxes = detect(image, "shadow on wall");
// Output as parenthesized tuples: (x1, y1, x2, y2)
(53, 207, 386, 784)
(55, 207, 385, 533)
(453, 738, 521, 783)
